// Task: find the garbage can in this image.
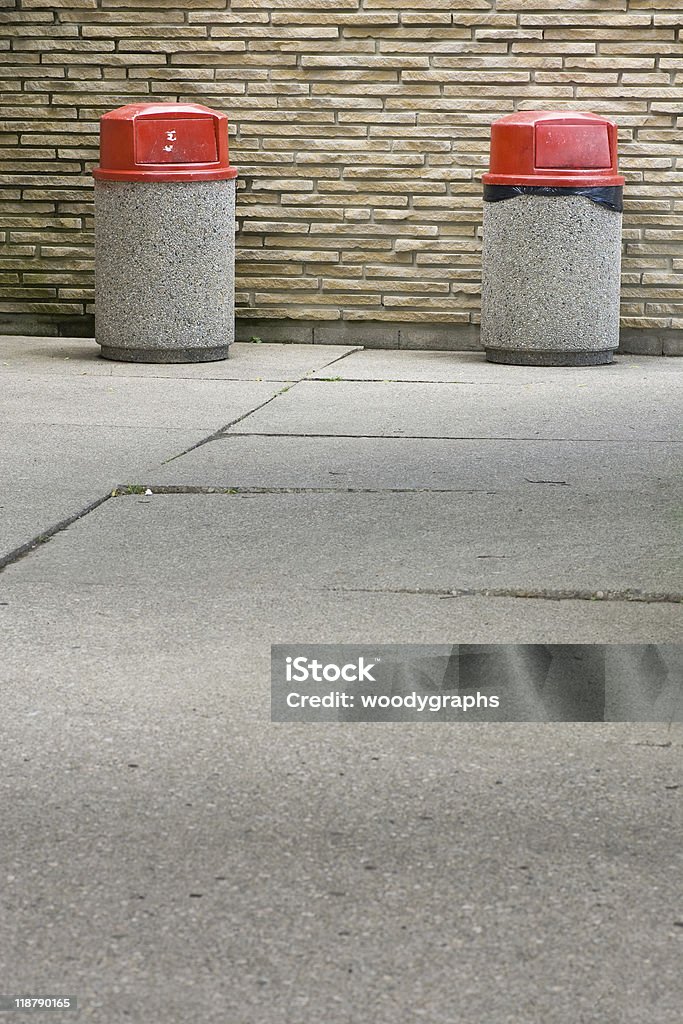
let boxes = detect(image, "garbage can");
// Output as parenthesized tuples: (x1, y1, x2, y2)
(92, 103, 237, 362)
(481, 110, 624, 366)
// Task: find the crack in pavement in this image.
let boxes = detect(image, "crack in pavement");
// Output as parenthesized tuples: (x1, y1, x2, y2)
(324, 585, 683, 605)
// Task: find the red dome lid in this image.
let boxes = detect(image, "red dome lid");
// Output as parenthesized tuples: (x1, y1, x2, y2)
(92, 102, 238, 182)
(482, 110, 624, 188)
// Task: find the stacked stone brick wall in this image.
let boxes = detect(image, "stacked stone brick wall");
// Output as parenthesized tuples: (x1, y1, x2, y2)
(1, 0, 681, 351)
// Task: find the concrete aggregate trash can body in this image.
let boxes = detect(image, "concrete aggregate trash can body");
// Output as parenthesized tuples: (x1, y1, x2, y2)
(92, 103, 237, 363)
(481, 111, 625, 367)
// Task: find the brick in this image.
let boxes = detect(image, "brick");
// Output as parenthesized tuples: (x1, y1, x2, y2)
(303, 55, 432, 69)
(476, 30, 543, 40)
(374, 31, 475, 48)
(0, 301, 83, 314)
(23, 0, 97, 6)
(0, 54, 41, 65)
(536, 71, 619, 84)
(102, 0, 225, 5)
(432, 55, 561, 67)
(81, 25, 208, 38)
(564, 57, 655, 69)
(13, 40, 116, 52)
(621, 73, 672, 86)
(363, 0, 453, 6)
(522, 13, 652, 26)
(0, 285, 58, 298)
(120, 39, 247, 52)
(232, 0, 359, 7)
(653, 13, 683, 26)
(594, 42, 683, 54)
(404, 70, 531, 83)
(236, 248, 340, 264)
(401, 14, 452, 26)
(4, 24, 79, 37)
(61, 10, 186, 23)
(513, 42, 597, 53)
(349, 308, 471, 324)
(241, 305, 341, 321)
(24, 78, 150, 93)
(545, 28, 673, 40)
(499, 0, 627, 6)
(275, 13, 399, 27)
(0, 11, 54, 23)
(0, 2, 679, 345)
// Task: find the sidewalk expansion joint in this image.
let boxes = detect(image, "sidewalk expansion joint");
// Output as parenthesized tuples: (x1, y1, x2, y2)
(160, 380, 309, 465)
(0, 493, 113, 574)
(223, 432, 678, 443)
(111, 485, 501, 496)
(324, 585, 683, 605)
(303, 377, 584, 385)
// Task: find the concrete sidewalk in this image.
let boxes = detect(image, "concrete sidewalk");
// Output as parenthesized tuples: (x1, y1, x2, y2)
(0, 336, 681, 1023)
(2, 336, 681, 633)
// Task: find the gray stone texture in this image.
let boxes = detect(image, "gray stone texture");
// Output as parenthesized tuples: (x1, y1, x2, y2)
(94, 179, 236, 361)
(481, 195, 622, 364)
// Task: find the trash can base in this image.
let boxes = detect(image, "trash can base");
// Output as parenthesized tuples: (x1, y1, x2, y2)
(485, 348, 614, 367)
(99, 344, 230, 364)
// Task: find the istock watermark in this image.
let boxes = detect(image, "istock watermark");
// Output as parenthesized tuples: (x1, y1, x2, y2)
(272, 644, 682, 723)
(285, 655, 378, 684)
(272, 645, 505, 722)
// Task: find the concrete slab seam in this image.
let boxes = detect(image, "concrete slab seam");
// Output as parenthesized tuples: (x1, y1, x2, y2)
(0, 492, 113, 574)
(303, 376, 655, 386)
(325, 585, 683, 605)
(159, 386, 300, 465)
(110, 485, 502, 495)
(159, 353, 361, 465)
(222, 432, 681, 444)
